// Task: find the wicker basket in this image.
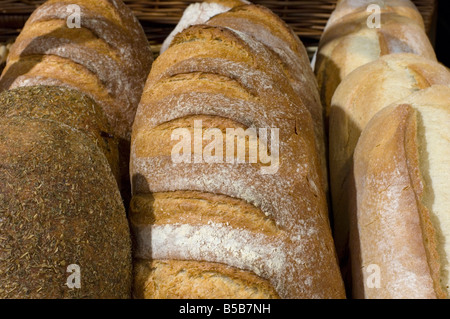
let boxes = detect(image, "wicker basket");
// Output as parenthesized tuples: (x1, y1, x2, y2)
(0, 0, 438, 50)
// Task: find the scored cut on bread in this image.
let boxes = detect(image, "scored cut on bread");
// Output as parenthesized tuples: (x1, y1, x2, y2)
(130, 7, 344, 297)
(0, 0, 153, 140)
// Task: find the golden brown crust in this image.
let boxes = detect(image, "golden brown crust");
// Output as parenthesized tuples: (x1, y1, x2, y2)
(1, 0, 153, 140)
(145, 23, 327, 190)
(133, 259, 280, 299)
(328, 53, 450, 266)
(130, 8, 344, 299)
(204, 4, 326, 191)
(0, 117, 131, 298)
(350, 103, 445, 298)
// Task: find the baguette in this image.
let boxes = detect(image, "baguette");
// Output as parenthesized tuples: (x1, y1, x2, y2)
(315, 0, 435, 117)
(351, 85, 450, 298)
(0, 117, 131, 298)
(329, 53, 450, 272)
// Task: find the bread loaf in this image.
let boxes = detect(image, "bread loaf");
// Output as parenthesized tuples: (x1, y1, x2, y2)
(329, 53, 450, 272)
(0, 117, 131, 298)
(351, 85, 450, 298)
(326, 0, 425, 29)
(130, 7, 344, 298)
(315, 0, 435, 118)
(151, 17, 327, 190)
(0, 0, 153, 140)
(0, 86, 119, 182)
(205, 4, 327, 190)
(160, 0, 249, 53)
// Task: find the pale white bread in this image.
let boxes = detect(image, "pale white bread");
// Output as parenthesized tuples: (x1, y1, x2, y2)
(315, 11, 436, 116)
(161, 2, 231, 54)
(161, 0, 251, 54)
(328, 53, 450, 270)
(351, 85, 450, 298)
(326, 0, 424, 30)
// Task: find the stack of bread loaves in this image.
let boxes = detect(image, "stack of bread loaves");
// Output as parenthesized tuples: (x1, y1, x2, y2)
(0, 0, 153, 200)
(130, 3, 345, 298)
(316, 0, 450, 298)
(0, 0, 153, 298)
(315, 0, 436, 119)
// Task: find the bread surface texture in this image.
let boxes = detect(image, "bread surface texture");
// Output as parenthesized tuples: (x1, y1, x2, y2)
(0, 0, 153, 140)
(351, 86, 450, 299)
(329, 53, 450, 266)
(130, 8, 344, 298)
(0, 117, 131, 298)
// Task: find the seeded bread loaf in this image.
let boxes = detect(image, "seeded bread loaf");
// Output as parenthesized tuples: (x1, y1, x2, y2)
(351, 85, 450, 298)
(0, 117, 131, 298)
(0, 86, 119, 182)
(315, 0, 435, 117)
(328, 53, 450, 274)
(130, 13, 344, 298)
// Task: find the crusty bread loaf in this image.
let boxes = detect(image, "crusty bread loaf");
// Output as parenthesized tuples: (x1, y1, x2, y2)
(149, 21, 328, 190)
(0, 117, 131, 298)
(0, 86, 120, 182)
(326, 0, 425, 29)
(0, 0, 153, 140)
(205, 4, 327, 191)
(315, 0, 435, 117)
(329, 53, 450, 272)
(351, 85, 450, 299)
(130, 12, 344, 297)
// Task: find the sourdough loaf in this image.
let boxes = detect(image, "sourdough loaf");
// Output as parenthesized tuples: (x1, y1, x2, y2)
(150, 21, 327, 190)
(315, 0, 434, 117)
(0, 117, 131, 298)
(205, 4, 327, 190)
(351, 85, 450, 298)
(0, 0, 153, 140)
(130, 15, 344, 297)
(329, 53, 450, 272)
